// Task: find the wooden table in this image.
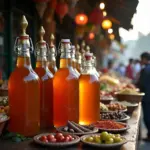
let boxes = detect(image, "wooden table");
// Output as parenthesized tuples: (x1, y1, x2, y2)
(0, 104, 141, 150)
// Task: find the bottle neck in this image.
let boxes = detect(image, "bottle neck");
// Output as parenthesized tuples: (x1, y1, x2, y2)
(82, 60, 94, 74)
(16, 50, 31, 68)
(60, 51, 72, 68)
(36, 56, 47, 68)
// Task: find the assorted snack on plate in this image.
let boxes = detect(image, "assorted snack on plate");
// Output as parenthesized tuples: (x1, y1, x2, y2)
(116, 88, 143, 95)
(100, 102, 127, 112)
(0, 97, 9, 114)
(100, 111, 129, 122)
(93, 120, 127, 130)
(56, 121, 98, 135)
(82, 132, 125, 144)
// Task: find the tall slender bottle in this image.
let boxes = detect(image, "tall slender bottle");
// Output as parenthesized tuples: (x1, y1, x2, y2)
(92, 55, 100, 78)
(48, 34, 57, 74)
(71, 45, 80, 76)
(76, 44, 82, 73)
(80, 41, 86, 69)
(34, 26, 53, 129)
(79, 52, 100, 125)
(8, 16, 40, 136)
(53, 39, 79, 127)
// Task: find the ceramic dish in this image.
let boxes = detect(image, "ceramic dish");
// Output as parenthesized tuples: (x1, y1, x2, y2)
(101, 108, 127, 113)
(33, 133, 80, 147)
(81, 134, 127, 148)
(56, 126, 99, 136)
(100, 114, 130, 123)
(93, 122, 130, 133)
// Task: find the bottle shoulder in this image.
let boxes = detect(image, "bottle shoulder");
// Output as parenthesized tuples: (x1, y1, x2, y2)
(9, 67, 39, 82)
(54, 67, 79, 80)
(79, 74, 99, 83)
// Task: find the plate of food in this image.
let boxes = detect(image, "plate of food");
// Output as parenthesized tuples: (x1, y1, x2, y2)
(92, 120, 130, 133)
(117, 101, 139, 114)
(100, 111, 130, 122)
(33, 132, 80, 147)
(56, 121, 98, 136)
(100, 103, 127, 113)
(81, 132, 127, 148)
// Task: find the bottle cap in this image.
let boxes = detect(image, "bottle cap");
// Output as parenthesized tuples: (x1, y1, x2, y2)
(86, 46, 90, 52)
(39, 26, 46, 43)
(85, 52, 93, 60)
(20, 15, 28, 37)
(61, 39, 70, 43)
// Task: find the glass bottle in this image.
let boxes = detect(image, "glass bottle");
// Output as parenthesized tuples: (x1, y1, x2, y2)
(92, 55, 100, 78)
(48, 34, 57, 74)
(80, 41, 86, 69)
(71, 45, 80, 76)
(53, 39, 79, 127)
(79, 52, 100, 125)
(8, 16, 40, 136)
(76, 44, 82, 73)
(34, 26, 53, 129)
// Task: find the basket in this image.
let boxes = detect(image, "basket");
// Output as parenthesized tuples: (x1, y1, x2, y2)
(115, 93, 145, 103)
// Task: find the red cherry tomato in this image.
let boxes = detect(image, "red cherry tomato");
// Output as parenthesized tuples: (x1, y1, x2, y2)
(39, 136, 47, 142)
(55, 133, 63, 139)
(64, 136, 70, 142)
(57, 135, 65, 142)
(47, 134, 55, 141)
(50, 138, 57, 143)
(65, 135, 73, 141)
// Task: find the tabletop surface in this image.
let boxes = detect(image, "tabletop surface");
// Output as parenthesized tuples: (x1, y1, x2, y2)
(0, 104, 141, 150)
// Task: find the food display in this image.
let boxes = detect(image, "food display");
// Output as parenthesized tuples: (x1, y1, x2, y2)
(0, 97, 9, 114)
(117, 88, 142, 95)
(100, 103, 109, 111)
(100, 102, 127, 112)
(92, 120, 129, 133)
(93, 120, 126, 130)
(100, 111, 130, 121)
(0, 113, 8, 122)
(82, 132, 125, 144)
(34, 133, 80, 147)
(57, 121, 98, 135)
(106, 103, 127, 111)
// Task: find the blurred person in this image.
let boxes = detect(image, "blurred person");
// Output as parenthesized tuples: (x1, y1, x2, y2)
(133, 59, 141, 83)
(137, 52, 150, 141)
(126, 58, 134, 80)
(116, 63, 126, 76)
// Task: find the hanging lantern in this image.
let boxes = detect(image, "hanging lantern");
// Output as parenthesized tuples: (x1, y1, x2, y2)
(55, 0, 68, 20)
(34, 0, 49, 18)
(88, 32, 95, 40)
(109, 33, 115, 40)
(102, 18, 112, 30)
(75, 13, 88, 26)
(89, 8, 103, 25)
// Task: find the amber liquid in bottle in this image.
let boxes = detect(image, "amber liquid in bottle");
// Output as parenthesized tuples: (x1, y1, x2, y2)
(34, 27, 54, 129)
(9, 55, 40, 136)
(8, 16, 40, 136)
(35, 61, 53, 129)
(79, 54, 100, 125)
(48, 61, 57, 75)
(53, 40, 79, 127)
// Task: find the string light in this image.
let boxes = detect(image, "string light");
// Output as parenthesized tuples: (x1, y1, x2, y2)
(108, 28, 113, 34)
(109, 34, 115, 40)
(99, 2, 105, 10)
(103, 11, 107, 16)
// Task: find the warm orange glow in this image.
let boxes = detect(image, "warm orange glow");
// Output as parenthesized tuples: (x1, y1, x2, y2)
(109, 34, 115, 40)
(103, 11, 107, 16)
(88, 32, 95, 39)
(102, 19, 112, 29)
(75, 13, 88, 25)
